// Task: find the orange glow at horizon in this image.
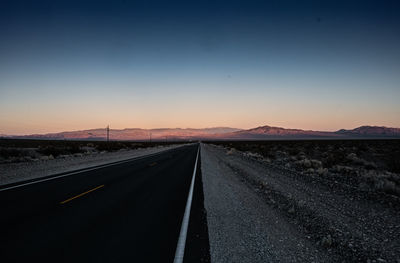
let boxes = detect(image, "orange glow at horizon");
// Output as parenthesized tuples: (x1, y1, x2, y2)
(2, 99, 399, 135)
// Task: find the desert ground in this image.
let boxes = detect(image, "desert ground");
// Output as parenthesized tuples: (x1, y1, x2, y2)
(202, 140, 400, 262)
(1, 139, 399, 262)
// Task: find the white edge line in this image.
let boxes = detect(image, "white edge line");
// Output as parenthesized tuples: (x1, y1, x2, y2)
(173, 145, 200, 263)
(0, 144, 192, 192)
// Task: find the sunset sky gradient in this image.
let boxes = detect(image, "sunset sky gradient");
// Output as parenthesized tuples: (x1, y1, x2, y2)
(1, 0, 400, 135)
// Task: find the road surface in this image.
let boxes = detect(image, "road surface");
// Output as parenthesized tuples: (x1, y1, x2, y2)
(0, 143, 209, 262)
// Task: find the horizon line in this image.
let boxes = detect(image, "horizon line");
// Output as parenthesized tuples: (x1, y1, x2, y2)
(2, 124, 400, 137)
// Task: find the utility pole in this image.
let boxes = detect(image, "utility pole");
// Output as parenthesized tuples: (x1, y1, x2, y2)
(106, 125, 110, 143)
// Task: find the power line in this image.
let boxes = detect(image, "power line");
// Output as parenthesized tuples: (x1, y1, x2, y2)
(106, 125, 110, 143)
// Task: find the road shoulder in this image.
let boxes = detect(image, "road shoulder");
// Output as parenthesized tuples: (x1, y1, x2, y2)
(201, 143, 332, 262)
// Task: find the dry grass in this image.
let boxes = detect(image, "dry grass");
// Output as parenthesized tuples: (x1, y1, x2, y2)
(207, 139, 400, 196)
(0, 138, 185, 163)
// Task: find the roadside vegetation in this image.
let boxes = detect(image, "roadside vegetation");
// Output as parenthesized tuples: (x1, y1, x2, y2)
(203, 141, 400, 261)
(0, 139, 185, 163)
(206, 139, 400, 196)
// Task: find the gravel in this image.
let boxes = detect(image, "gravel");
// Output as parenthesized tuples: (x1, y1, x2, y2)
(201, 143, 331, 262)
(0, 144, 184, 186)
(201, 143, 400, 262)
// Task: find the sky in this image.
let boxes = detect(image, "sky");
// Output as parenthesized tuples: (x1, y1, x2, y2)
(1, 0, 400, 135)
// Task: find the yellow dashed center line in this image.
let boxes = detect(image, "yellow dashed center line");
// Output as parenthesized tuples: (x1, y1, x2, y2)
(149, 162, 157, 167)
(60, 185, 105, 204)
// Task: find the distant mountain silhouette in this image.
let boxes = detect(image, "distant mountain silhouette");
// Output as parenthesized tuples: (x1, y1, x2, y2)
(216, 125, 338, 139)
(4, 127, 242, 140)
(215, 125, 400, 139)
(335, 126, 400, 137)
(2, 125, 400, 140)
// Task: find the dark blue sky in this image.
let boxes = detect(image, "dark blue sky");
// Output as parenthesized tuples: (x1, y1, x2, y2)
(1, 0, 400, 134)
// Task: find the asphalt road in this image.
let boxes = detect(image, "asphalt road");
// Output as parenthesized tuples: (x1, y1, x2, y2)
(0, 143, 209, 262)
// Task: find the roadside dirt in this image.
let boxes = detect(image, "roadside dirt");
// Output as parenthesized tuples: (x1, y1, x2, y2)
(201, 143, 400, 262)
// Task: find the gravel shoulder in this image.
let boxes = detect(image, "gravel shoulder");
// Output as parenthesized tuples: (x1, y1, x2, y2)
(201, 143, 400, 262)
(0, 144, 184, 186)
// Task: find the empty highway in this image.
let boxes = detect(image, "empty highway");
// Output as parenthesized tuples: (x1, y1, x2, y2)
(0, 143, 209, 262)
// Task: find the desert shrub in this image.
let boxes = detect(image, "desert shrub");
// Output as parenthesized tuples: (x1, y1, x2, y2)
(37, 146, 70, 157)
(288, 147, 301, 156)
(0, 147, 41, 161)
(304, 142, 316, 156)
(0, 148, 24, 158)
(69, 145, 84, 154)
(355, 143, 368, 155)
(261, 148, 276, 160)
(95, 142, 130, 152)
(386, 151, 400, 174)
(322, 150, 348, 168)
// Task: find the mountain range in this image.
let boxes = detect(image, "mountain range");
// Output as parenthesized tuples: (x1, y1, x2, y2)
(2, 125, 400, 140)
